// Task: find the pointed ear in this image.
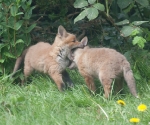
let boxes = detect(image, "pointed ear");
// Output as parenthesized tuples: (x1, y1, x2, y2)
(81, 36, 88, 46)
(58, 25, 67, 38)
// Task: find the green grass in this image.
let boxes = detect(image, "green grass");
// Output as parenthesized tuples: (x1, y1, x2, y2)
(0, 70, 150, 125)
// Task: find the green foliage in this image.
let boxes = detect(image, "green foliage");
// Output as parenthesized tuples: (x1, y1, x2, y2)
(136, 0, 149, 7)
(0, 72, 150, 125)
(0, 0, 36, 74)
(143, 28, 150, 41)
(117, 0, 132, 9)
(35, 0, 60, 12)
(73, 0, 150, 49)
(115, 19, 129, 26)
(115, 20, 148, 48)
(74, 0, 105, 23)
(132, 21, 149, 26)
(125, 49, 150, 81)
(132, 36, 146, 49)
(35, 0, 71, 21)
(117, 0, 149, 9)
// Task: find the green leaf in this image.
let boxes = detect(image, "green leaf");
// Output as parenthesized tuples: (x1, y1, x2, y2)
(10, 5, 18, 16)
(93, 3, 105, 11)
(115, 19, 129, 26)
(0, 68, 3, 73)
(132, 36, 146, 48)
(14, 20, 23, 30)
(0, 12, 3, 19)
(0, 59, 5, 63)
(121, 26, 134, 37)
(25, 23, 36, 33)
(16, 12, 24, 16)
(24, 7, 35, 19)
(134, 72, 142, 80)
(123, 3, 134, 13)
(87, 8, 98, 21)
(143, 28, 150, 41)
(15, 39, 24, 45)
(16, 0, 21, 5)
(0, 30, 3, 35)
(88, 0, 96, 4)
(22, 0, 26, 2)
(136, 0, 149, 7)
(3, 52, 16, 58)
(132, 21, 149, 26)
(124, 50, 132, 61)
(74, 0, 88, 8)
(27, 0, 32, 6)
(74, 9, 88, 23)
(117, 0, 133, 9)
(0, 43, 6, 51)
(130, 29, 140, 36)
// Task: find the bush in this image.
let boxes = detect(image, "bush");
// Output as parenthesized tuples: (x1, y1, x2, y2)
(0, 0, 36, 74)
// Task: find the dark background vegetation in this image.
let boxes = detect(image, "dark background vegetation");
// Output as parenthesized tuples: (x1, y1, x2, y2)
(0, 0, 150, 83)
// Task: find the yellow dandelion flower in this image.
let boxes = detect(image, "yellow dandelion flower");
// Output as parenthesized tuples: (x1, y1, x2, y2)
(117, 100, 126, 106)
(137, 104, 147, 112)
(129, 118, 140, 123)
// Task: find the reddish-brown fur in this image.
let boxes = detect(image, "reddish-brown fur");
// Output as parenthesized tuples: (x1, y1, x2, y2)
(12, 25, 84, 91)
(69, 37, 138, 98)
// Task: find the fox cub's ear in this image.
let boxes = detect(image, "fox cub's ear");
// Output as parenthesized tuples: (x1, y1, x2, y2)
(58, 25, 67, 38)
(81, 36, 88, 47)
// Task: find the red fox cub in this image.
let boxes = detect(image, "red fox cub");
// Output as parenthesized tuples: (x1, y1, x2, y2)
(69, 37, 138, 98)
(12, 25, 85, 91)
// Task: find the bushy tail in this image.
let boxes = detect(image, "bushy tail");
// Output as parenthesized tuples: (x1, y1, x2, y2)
(11, 48, 28, 77)
(123, 61, 138, 98)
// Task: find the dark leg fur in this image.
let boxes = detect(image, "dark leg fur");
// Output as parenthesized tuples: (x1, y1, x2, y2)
(62, 70, 74, 88)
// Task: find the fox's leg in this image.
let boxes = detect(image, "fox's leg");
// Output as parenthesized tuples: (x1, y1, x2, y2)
(114, 77, 124, 95)
(80, 70, 96, 92)
(49, 72, 66, 91)
(22, 64, 33, 85)
(101, 78, 112, 98)
(84, 75, 96, 93)
(62, 70, 74, 88)
(99, 74, 113, 98)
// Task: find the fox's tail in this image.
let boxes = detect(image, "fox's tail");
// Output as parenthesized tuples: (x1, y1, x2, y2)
(11, 48, 29, 77)
(123, 60, 138, 98)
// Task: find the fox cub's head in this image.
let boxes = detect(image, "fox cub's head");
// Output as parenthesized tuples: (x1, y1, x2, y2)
(68, 36, 88, 70)
(54, 25, 84, 49)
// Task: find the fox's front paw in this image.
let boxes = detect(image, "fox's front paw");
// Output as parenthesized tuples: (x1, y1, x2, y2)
(59, 83, 66, 91)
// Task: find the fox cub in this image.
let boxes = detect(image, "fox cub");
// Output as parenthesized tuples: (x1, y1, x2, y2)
(69, 37, 138, 98)
(12, 25, 85, 91)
